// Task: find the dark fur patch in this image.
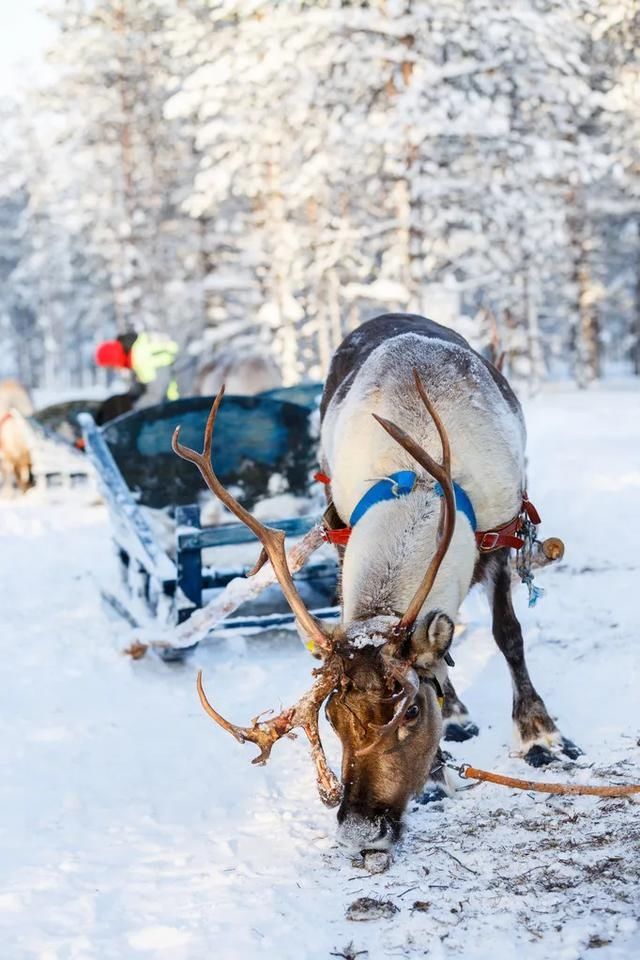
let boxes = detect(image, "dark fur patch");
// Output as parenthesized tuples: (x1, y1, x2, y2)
(444, 720, 480, 742)
(321, 313, 521, 421)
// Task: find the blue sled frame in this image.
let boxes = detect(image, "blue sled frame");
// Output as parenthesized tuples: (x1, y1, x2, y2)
(78, 396, 339, 659)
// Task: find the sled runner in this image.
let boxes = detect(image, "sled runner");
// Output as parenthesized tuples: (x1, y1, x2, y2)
(79, 390, 338, 659)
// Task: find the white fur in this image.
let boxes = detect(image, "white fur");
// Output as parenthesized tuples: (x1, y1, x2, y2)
(341, 495, 477, 621)
(513, 723, 564, 755)
(322, 334, 526, 624)
(442, 705, 472, 727)
(423, 762, 459, 799)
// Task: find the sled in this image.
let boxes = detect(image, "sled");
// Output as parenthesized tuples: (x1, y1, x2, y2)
(29, 394, 136, 490)
(258, 382, 323, 409)
(28, 400, 100, 489)
(79, 390, 338, 660)
(31, 399, 103, 445)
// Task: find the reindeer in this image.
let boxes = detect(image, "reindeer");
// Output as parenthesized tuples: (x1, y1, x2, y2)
(174, 313, 579, 853)
(193, 339, 282, 397)
(0, 379, 34, 494)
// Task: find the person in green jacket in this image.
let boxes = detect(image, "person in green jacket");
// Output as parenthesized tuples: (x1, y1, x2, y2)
(95, 330, 179, 405)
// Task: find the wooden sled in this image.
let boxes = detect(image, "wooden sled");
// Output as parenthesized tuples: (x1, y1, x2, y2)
(79, 390, 338, 660)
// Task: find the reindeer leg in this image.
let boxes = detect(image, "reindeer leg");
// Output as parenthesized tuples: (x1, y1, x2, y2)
(416, 747, 458, 805)
(418, 680, 479, 805)
(486, 549, 582, 766)
(442, 677, 479, 742)
(418, 681, 478, 804)
(18, 457, 32, 493)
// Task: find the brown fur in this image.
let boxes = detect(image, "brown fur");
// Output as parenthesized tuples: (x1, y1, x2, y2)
(0, 379, 33, 418)
(0, 380, 34, 494)
(318, 611, 455, 847)
(326, 649, 444, 840)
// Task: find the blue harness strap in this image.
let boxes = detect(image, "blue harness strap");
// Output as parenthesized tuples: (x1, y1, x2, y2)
(349, 470, 417, 526)
(434, 480, 477, 531)
(349, 470, 478, 533)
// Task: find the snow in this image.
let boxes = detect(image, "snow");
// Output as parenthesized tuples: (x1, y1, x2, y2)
(1, 386, 640, 960)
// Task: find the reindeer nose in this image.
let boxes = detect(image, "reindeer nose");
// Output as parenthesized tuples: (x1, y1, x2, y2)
(336, 808, 398, 853)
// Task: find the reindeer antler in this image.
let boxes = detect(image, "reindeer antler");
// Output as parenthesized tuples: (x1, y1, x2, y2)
(372, 370, 456, 632)
(196, 669, 343, 806)
(172, 388, 334, 655)
(172, 390, 342, 805)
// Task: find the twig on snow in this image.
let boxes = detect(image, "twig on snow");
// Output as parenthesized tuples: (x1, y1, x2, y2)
(330, 942, 368, 958)
(396, 884, 420, 899)
(439, 848, 479, 876)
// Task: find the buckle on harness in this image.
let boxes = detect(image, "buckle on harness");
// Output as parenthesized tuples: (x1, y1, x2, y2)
(478, 531, 500, 551)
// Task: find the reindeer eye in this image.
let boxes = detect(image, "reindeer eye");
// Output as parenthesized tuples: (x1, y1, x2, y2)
(404, 703, 420, 723)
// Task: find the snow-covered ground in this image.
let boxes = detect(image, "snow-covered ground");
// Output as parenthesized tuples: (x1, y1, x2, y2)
(1, 386, 639, 960)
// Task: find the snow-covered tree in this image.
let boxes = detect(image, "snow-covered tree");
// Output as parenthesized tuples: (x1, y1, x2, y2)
(42, 0, 204, 341)
(585, 0, 640, 376)
(2, 0, 638, 390)
(167, 1, 606, 383)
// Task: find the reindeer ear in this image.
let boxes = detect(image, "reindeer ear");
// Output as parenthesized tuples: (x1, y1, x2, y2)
(409, 611, 454, 669)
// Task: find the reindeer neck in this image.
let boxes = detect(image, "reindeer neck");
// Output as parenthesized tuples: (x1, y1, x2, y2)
(341, 489, 477, 623)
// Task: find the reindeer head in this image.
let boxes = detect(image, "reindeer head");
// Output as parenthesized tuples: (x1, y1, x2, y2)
(324, 610, 454, 850)
(174, 373, 457, 852)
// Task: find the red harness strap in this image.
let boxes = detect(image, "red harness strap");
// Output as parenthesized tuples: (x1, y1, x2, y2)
(315, 473, 350, 544)
(0, 411, 13, 432)
(475, 517, 523, 552)
(315, 472, 351, 544)
(475, 493, 541, 553)
(324, 527, 352, 546)
(315, 471, 541, 553)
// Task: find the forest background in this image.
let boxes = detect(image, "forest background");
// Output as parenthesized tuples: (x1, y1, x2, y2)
(0, 0, 638, 393)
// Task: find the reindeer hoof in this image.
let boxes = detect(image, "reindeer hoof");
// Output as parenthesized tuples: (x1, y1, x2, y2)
(523, 744, 556, 767)
(416, 786, 448, 805)
(560, 736, 583, 760)
(444, 720, 479, 742)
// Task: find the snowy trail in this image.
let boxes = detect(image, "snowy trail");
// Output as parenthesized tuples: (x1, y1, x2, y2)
(1, 387, 639, 960)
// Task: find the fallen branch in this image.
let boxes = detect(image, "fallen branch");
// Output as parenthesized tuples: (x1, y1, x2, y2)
(126, 523, 327, 657)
